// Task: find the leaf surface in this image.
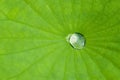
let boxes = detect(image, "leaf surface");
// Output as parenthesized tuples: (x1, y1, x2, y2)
(0, 0, 120, 80)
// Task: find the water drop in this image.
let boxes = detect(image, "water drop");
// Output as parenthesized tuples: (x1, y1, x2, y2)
(66, 33, 85, 50)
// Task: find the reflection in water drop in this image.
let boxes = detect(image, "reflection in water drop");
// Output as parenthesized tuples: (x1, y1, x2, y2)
(66, 33, 85, 50)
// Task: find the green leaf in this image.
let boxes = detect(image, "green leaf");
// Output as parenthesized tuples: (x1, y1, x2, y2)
(0, 0, 120, 80)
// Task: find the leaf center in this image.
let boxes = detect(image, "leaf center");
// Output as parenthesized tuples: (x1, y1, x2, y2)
(66, 32, 85, 50)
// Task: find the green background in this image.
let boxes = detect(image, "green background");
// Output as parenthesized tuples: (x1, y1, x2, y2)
(0, 0, 120, 80)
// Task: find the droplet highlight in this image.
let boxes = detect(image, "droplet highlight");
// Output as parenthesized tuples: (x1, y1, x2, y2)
(66, 33, 85, 50)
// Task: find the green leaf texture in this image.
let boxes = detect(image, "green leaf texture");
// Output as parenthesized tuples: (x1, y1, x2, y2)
(0, 0, 120, 80)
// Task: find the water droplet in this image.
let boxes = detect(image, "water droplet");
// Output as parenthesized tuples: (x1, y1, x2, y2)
(66, 33, 85, 50)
